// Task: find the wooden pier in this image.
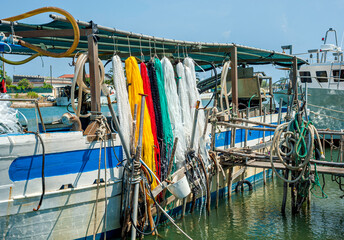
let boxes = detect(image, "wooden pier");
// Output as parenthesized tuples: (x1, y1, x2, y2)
(217, 146, 344, 176)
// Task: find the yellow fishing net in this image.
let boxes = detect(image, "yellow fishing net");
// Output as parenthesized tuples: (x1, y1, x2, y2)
(125, 56, 157, 189)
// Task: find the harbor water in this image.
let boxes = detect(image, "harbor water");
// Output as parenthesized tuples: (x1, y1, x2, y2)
(146, 149, 344, 240)
(17, 105, 115, 131)
(15, 107, 344, 240)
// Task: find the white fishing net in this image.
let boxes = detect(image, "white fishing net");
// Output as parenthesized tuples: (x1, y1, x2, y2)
(176, 62, 192, 144)
(184, 57, 210, 166)
(0, 94, 22, 134)
(112, 55, 132, 152)
(161, 57, 187, 167)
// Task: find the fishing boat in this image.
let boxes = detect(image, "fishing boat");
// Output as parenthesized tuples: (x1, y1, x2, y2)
(56, 85, 116, 106)
(0, 7, 307, 239)
(274, 28, 344, 130)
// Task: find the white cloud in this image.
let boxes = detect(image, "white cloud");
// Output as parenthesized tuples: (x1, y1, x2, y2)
(281, 14, 288, 33)
(222, 30, 231, 40)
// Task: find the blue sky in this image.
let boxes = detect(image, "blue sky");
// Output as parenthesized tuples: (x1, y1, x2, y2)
(2, 0, 344, 81)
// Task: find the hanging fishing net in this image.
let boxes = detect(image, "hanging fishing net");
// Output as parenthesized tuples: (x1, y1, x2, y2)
(161, 57, 187, 168)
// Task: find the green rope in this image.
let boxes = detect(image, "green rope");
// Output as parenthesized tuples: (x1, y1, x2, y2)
(293, 118, 312, 159)
(248, 94, 256, 108)
(289, 114, 327, 200)
(310, 163, 328, 199)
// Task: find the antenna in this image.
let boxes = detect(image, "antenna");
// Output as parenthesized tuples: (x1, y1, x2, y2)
(281, 45, 293, 55)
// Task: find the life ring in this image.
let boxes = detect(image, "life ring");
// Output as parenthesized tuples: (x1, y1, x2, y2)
(235, 180, 253, 192)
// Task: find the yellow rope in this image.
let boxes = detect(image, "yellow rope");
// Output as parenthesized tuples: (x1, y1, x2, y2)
(1, 7, 80, 65)
(125, 56, 157, 189)
(0, 53, 41, 65)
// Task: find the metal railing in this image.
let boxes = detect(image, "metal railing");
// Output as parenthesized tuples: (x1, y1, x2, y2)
(0, 98, 46, 132)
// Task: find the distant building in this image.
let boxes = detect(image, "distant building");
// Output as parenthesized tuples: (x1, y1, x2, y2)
(58, 74, 112, 82)
(13, 74, 72, 88)
(58, 74, 89, 80)
(13, 75, 72, 97)
(12, 74, 112, 97)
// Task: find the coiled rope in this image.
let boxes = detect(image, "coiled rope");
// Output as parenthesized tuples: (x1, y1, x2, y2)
(220, 61, 231, 112)
(71, 52, 104, 118)
(270, 114, 324, 183)
(1, 7, 80, 65)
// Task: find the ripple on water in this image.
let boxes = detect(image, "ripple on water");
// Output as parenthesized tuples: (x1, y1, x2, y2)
(147, 173, 344, 240)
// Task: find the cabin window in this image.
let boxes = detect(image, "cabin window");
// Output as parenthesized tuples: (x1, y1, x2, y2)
(300, 71, 312, 83)
(316, 71, 328, 82)
(332, 70, 344, 82)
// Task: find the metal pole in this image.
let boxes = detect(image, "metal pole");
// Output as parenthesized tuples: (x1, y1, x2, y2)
(278, 98, 283, 124)
(229, 46, 238, 114)
(106, 95, 131, 160)
(50, 65, 53, 86)
(341, 130, 344, 162)
(244, 108, 248, 147)
(269, 77, 273, 114)
(131, 94, 147, 240)
(305, 82, 308, 112)
(190, 100, 200, 150)
(262, 108, 266, 185)
(263, 108, 266, 143)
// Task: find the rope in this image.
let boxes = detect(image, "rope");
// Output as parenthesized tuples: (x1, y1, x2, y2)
(156, 203, 193, 240)
(31, 131, 45, 211)
(125, 56, 157, 189)
(220, 61, 231, 112)
(310, 163, 328, 199)
(161, 57, 187, 169)
(112, 55, 132, 154)
(308, 103, 344, 114)
(154, 57, 174, 180)
(103, 135, 108, 240)
(93, 117, 107, 240)
(0, 7, 80, 65)
(270, 113, 324, 183)
(309, 110, 344, 122)
(71, 52, 105, 118)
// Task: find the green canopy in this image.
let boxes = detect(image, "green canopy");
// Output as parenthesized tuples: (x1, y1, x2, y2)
(0, 14, 307, 70)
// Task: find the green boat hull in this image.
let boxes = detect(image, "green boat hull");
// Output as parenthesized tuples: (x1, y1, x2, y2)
(274, 88, 344, 131)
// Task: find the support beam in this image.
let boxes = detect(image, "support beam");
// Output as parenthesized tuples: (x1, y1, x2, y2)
(292, 57, 298, 104)
(87, 30, 101, 116)
(229, 46, 238, 114)
(8, 29, 88, 38)
(269, 77, 273, 113)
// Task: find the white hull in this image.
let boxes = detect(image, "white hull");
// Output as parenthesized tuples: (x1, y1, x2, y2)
(0, 112, 283, 239)
(56, 95, 116, 106)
